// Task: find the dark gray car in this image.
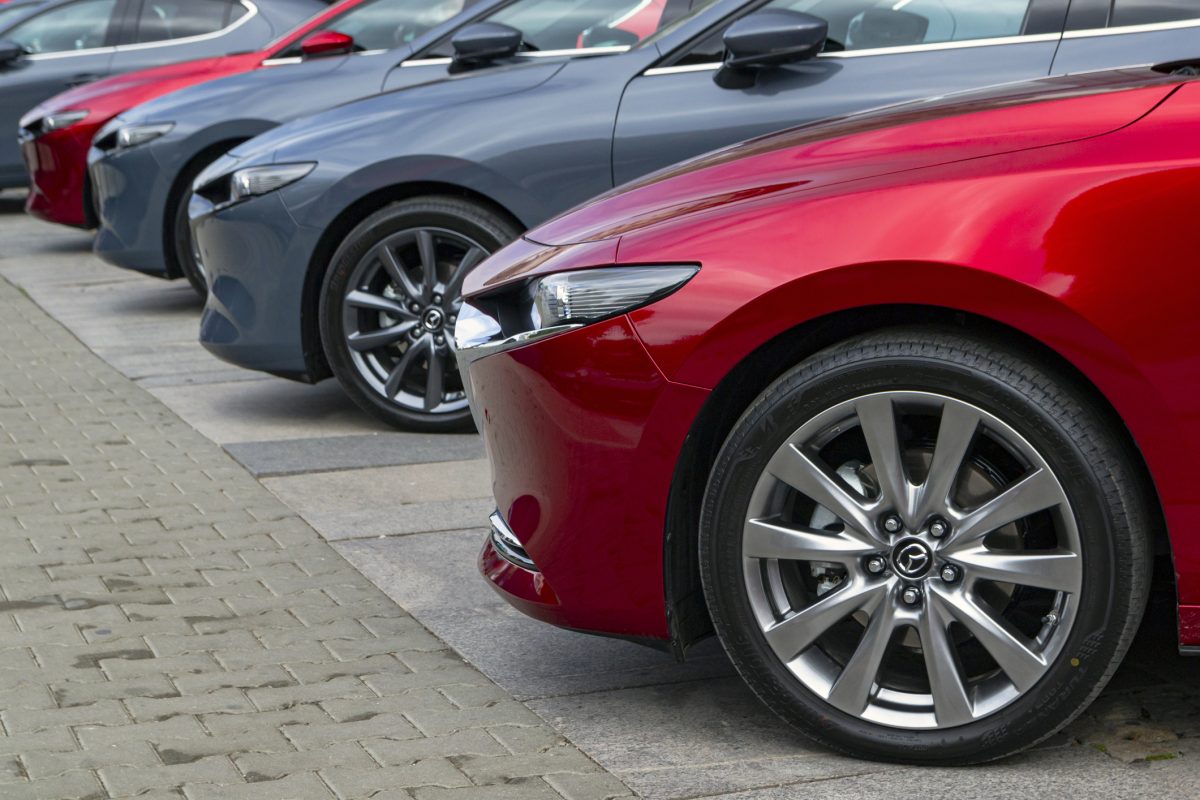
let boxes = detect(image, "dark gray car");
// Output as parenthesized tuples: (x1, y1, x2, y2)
(190, 0, 1200, 432)
(87, 0, 675, 294)
(0, 0, 328, 188)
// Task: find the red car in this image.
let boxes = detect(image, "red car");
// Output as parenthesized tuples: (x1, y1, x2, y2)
(456, 65, 1200, 763)
(20, 0, 376, 228)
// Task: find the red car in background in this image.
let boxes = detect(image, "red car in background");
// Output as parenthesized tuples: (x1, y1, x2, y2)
(20, 0, 373, 228)
(455, 65, 1200, 763)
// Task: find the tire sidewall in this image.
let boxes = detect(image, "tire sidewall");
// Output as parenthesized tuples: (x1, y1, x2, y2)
(700, 338, 1140, 764)
(319, 197, 520, 432)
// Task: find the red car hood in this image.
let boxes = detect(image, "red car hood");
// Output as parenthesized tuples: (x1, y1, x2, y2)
(527, 68, 1182, 248)
(22, 53, 260, 121)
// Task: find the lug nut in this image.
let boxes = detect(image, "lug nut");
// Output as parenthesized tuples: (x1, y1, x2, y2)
(883, 515, 903, 534)
(433, 294, 443, 304)
(410, 303, 421, 312)
(940, 564, 960, 584)
(929, 519, 948, 538)
(435, 335, 445, 345)
(901, 586, 922, 606)
(865, 556, 887, 575)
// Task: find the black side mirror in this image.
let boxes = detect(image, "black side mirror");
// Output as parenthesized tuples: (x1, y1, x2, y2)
(722, 10, 827, 71)
(0, 40, 25, 66)
(451, 22, 522, 67)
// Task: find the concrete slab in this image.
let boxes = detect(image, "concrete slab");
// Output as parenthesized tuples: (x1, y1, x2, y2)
(335, 531, 737, 701)
(225, 432, 485, 477)
(147, 378, 384, 444)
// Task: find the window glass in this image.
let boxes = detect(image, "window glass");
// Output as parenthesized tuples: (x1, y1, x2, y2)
(0, 6, 36, 30)
(679, 0, 1035, 64)
(134, 0, 248, 43)
(278, 0, 474, 57)
(8, 0, 117, 53)
(1111, 1, 1200, 27)
(484, 0, 697, 51)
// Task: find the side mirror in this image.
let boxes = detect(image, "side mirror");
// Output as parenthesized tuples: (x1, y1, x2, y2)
(300, 30, 355, 58)
(722, 10, 827, 71)
(0, 40, 25, 66)
(451, 22, 522, 66)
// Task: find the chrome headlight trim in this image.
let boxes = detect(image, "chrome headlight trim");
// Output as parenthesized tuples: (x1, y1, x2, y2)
(115, 122, 174, 150)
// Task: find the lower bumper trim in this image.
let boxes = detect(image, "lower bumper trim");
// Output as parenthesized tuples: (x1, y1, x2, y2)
(489, 510, 538, 572)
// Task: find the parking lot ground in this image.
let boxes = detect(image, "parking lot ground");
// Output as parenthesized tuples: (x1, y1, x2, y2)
(3, 191, 1200, 798)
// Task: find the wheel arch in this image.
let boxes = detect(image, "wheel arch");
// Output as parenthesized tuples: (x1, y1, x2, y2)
(664, 303, 1172, 656)
(162, 136, 253, 278)
(298, 179, 528, 381)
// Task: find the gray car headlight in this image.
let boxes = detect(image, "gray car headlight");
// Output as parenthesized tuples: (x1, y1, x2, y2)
(116, 122, 174, 149)
(529, 266, 698, 329)
(40, 109, 89, 134)
(229, 163, 316, 203)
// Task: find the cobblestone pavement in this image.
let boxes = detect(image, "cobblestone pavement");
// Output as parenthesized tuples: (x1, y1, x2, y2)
(3, 195, 1200, 799)
(0, 205, 631, 798)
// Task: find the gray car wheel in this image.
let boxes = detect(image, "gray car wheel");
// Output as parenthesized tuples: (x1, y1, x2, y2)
(319, 196, 520, 432)
(700, 326, 1152, 763)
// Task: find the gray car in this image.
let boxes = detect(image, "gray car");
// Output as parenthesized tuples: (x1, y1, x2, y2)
(186, 0, 1200, 432)
(87, 0, 669, 295)
(0, 0, 329, 189)
(182, 0, 1200, 431)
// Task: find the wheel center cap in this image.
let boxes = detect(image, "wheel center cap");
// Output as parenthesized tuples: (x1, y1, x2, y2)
(421, 308, 444, 332)
(891, 538, 933, 580)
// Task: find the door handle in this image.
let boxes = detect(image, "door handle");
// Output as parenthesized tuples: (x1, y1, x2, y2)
(68, 73, 102, 87)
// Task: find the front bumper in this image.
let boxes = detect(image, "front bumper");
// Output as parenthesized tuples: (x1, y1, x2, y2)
(21, 124, 98, 228)
(458, 313, 710, 641)
(192, 191, 318, 378)
(88, 142, 174, 276)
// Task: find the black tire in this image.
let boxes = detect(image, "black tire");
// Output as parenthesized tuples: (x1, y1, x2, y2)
(700, 326, 1152, 764)
(172, 188, 207, 298)
(319, 196, 520, 432)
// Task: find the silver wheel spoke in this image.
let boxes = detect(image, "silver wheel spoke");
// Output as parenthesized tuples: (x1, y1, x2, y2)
(764, 580, 884, 662)
(766, 444, 877, 543)
(827, 592, 897, 715)
(856, 395, 914, 522)
(376, 245, 423, 302)
(937, 588, 1046, 692)
(951, 547, 1081, 593)
(444, 246, 487, 301)
(416, 230, 438, 302)
(914, 402, 979, 522)
(384, 337, 430, 399)
(743, 518, 876, 564)
(918, 595, 975, 726)
(348, 322, 417, 353)
(424, 350, 445, 412)
(345, 290, 412, 319)
(946, 468, 1063, 550)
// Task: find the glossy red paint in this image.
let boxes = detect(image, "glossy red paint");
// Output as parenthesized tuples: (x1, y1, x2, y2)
(464, 69, 1200, 649)
(20, 0, 369, 228)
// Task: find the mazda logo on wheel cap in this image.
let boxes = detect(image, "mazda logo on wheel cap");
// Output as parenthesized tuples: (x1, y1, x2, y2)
(892, 539, 933, 579)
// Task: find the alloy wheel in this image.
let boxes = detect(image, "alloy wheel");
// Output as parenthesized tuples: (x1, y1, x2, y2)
(742, 391, 1082, 730)
(341, 227, 488, 416)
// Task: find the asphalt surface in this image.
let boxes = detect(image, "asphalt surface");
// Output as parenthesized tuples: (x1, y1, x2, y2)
(2, 190, 1198, 799)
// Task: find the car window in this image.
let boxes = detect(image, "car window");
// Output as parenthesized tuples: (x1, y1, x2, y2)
(7, 0, 118, 53)
(0, 4, 35, 29)
(276, 0, 476, 58)
(484, 0, 697, 51)
(677, 0, 1036, 64)
(133, 0, 248, 43)
(1110, 0, 1200, 27)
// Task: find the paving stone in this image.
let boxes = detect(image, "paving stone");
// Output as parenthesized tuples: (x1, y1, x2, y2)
(320, 758, 471, 796)
(99, 755, 243, 796)
(224, 434, 483, 478)
(283, 713, 422, 750)
(184, 772, 335, 800)
(234, 741, 377, 781)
